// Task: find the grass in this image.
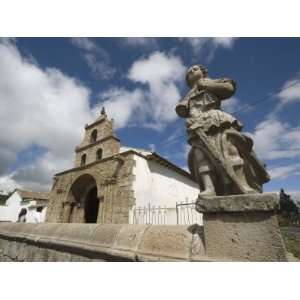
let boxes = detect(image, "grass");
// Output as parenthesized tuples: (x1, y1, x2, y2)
(280, 228, 300, 259)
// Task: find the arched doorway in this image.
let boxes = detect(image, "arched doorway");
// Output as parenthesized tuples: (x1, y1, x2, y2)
(66, 174, 100, 223)
(84, 186, 99, 223)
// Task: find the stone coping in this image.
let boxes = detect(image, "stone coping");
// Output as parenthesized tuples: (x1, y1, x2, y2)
(196, 193, 280, 213)
(0, 223, 206, 262)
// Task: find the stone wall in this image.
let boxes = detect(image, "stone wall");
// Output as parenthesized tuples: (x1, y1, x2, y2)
(0, 223, 205, 262)
(46, 152, 136, 224)
(74, 136, 120, 167)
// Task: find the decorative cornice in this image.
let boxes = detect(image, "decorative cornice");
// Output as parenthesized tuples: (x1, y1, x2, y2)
(75, 135, 120, 153)
(84, 117, 106, 130)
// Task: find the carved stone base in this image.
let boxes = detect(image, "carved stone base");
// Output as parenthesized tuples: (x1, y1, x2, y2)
(196, 193, 288, 261)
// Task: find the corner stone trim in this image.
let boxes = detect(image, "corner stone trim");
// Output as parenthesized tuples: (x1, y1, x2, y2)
(196, 193, 280, 213)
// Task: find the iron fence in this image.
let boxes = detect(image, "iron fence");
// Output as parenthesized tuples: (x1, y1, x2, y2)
(131, 201, 202, 225)
(132, 204, 167, 225)
(175, 201, 202, 225)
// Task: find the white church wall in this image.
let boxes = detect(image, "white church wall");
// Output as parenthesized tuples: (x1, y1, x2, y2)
(130, 155, 201, 225)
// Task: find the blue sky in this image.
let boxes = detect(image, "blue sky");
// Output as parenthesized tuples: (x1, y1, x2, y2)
(1, 37, 300, 199)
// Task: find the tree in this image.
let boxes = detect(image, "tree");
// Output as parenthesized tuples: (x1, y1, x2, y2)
(279, 189, 300, 226)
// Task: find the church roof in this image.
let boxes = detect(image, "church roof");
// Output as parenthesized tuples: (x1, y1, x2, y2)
(120, 146, 193, 180)
(55, 147, 195, 182)
(14, 189, 49, 201)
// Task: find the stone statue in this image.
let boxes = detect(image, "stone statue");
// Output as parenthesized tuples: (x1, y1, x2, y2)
(176, 64, 270, 196)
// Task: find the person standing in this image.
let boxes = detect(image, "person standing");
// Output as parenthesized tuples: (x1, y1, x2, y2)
(34, 206, 43, 223)
(17, 208, 27, 222)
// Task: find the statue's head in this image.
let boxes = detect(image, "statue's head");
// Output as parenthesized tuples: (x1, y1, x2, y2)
(186, 64, 208, 87)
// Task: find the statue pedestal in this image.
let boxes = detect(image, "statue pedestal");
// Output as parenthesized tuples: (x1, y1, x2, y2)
(196, 193, 288, 261)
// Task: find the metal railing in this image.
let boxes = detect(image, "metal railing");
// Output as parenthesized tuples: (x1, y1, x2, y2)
(131, 201, 202, 225)
(132, 204, 167, 225)
(176, 201, 202, 225)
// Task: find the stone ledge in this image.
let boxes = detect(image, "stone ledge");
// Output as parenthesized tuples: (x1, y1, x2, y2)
(0, 223, 206, 262)
(196, 193, 279, 213)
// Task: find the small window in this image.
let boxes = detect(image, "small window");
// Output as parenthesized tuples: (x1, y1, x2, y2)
(91, 129, 97, 143)
(81, 154, 86, 166)
(96, 148, 103, 160)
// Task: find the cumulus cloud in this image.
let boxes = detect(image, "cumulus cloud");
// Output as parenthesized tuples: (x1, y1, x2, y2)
(94, 88, 144, 128)
(128, 51, 186, 128)
(0, 43, 189, 191)
(70, 37, 116, 80)
(249, 118, 300, 160)
(94, 51, 186, 131)
(0, 39, 94, 191)
(181, 37, 237, 61)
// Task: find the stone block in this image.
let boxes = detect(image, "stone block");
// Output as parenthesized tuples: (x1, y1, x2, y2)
(137, 225, 193, 261)
(197, 193, 288, 261)
(196, 193, 280, 213)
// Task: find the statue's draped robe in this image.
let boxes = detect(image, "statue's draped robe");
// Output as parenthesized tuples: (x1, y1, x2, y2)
(176, 78, 269, 195)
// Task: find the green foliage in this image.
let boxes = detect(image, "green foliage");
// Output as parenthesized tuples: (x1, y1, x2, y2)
(279, 189, 300, 227)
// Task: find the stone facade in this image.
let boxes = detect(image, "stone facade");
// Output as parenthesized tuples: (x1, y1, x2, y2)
(46, 111, 136, 224)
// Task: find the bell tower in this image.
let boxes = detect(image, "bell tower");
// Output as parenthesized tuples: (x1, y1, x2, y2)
(74, 108, 120, 167)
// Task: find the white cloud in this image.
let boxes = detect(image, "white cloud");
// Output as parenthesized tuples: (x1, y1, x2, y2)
(277, 77, 300, 109)
(213, 37, 237, 48)
(0, 44, 187, 192)
(0, 174, 21, 193)
(249, 118, 300, 160)
(268, 164, 300, 180)
(221, 97, 241, 113)
(70, 37, 116, 80)
(94, 51, 186, 131)
(94, 88, 144, 129)
(181, 37, 237, 61)
(83, 52, 116, 80)
(0, 39, 94, 191)
(128, 51, 186, 128)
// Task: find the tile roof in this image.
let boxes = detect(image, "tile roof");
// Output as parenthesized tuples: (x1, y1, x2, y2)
(16, 189, 49, 201)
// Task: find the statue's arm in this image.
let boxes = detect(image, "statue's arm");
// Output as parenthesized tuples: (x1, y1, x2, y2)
(175, 86, 197, 118)
(203, 78, 236, 100)
(175, 97, 189, 118)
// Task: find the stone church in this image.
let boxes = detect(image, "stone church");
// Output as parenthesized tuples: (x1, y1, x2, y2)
(46, 110, 199, 224)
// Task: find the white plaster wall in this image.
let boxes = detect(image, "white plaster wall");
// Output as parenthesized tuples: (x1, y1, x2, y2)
(0, 192, 47, 223)
(0, 206, 9, 222)
(131, 155, 201, 225)
(2, 192, 22, 222)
